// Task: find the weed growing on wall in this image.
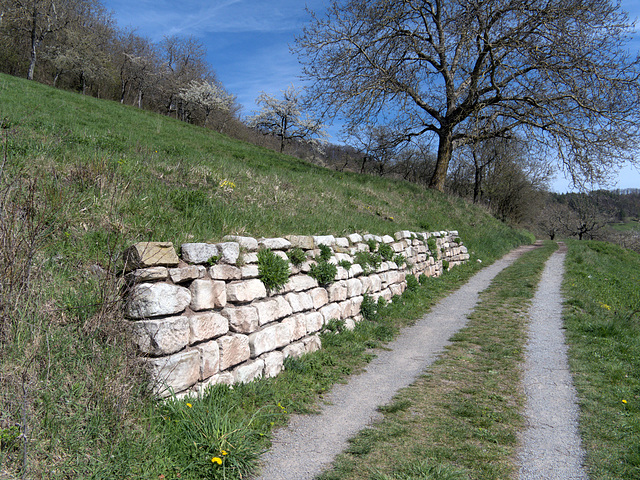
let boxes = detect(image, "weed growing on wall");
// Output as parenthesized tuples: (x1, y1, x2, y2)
(287, 247, 307, 266)
(257, 249, 290, 292)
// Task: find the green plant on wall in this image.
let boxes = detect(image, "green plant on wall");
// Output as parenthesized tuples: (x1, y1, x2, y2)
(287, 247, 307, 266)
(309, 261, 337, 286)
(427, 238, 437, 256)
(257, 249, 290, 292)
(378, 242, 394, 261)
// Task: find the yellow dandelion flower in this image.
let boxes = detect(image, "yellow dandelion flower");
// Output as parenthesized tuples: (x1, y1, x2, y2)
(221, 450, 228, 456)
(622, 399, 628, 404)
(186, 403, 192, 408)
(211, 457, 222, 465)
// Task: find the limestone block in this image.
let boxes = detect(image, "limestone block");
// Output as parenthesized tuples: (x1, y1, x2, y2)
(286, 235, 315, 250)
(258, 237, 292, 250)
(348, 264, 364, 278)
(327, 281, 348, 302)
(460, 245, 468, 254)
(190, 279, 226, 311)
(283, 341, 306, 359)
(126, 283, 191, 319)
(210, 264, 242, 280)
(286, 274, 318, 292)
(392, 242, 405, 253)
(216, 242, 240, 264)
(222, 235, 259, 251)
(126, 267, 168, 283)
(390, 283, 404, 297)
(303, 335, 322, 354)
(276, 322, 293, 348)
(132, 315, 189, 355)
(381, 234, 395, 244)
(201, 371, 234, 390)
(320, 302, 341, 324)
(347, 233, 363, 244)
(395, 230, 412, 240)
(181, 243, 219, 264)
(363, 234, 382, 243)
(240, 265, 260, 279)
(354, 243, 369, 253)
(146, 349, 200, 396)
(233, 359, 264, 384)
(369, 274, 382, 292)
(285, 291, 313, 313)
(243, 252, 258, 264)
(226, 279, 267, 303)
(261, 351, 284, 378)
(309, 287, 329, 309)
(217, 334, 250, 371)
(313, 235, 336, 247)
(197, 340, 220, 380)
(274, 250, 289, 261)
(253, 296, 293, 325)
(345, 278, 363, 298)
(248, 324, 280, 357)
(283, 313, 307, 341)
(124, 242, 179, 271)
(189, 312, 229, 344)
(336, 266, 349, 281)
(344, 318, 356, 331)
(305, 311, 324, 334)
(222, 305, 259, 334)
(335, 237, 349, 249)
(169, 265, 201, 283)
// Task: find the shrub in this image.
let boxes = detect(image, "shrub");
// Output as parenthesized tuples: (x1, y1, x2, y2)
(318, 244, 333, 262)
(378, 242, 394, 261)
(257, 249, 290, 292)
(287, 247, 307, 266)
(355, 251, 382, 274)
(309, 261, 337, 286)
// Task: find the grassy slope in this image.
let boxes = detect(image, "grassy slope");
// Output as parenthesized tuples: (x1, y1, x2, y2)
(0, 73, 533, 479)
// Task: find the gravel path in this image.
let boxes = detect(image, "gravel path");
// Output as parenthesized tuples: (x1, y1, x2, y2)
(252, 244, 538, 480)
(517, 245, 589, 479)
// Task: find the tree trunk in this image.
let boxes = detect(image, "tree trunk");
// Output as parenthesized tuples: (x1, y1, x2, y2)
(27, 4, 39, 80)
(473, 164, 483, 204)
(428, 129, 453, 192)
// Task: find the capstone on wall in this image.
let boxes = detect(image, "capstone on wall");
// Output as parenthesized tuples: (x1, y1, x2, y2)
(123, 230, 469, 397)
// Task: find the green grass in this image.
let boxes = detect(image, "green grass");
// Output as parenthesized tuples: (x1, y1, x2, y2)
(562, 240, 640, 479)
(0, 72, 533, 479)
(316, 242, 557, 480)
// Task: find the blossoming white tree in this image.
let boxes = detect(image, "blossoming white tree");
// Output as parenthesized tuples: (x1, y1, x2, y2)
(179, 79, 236, 127)
(248, 85, 327, 153)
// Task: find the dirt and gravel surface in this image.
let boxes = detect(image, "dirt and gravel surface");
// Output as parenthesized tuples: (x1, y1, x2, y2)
(517, 245, 588, 479)
(253, 244, 539, 480)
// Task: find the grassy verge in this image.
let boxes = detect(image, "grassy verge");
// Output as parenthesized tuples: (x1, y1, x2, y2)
(0, 72, 533, 478)
(313, 242, 556, 480)
(562, 240, 640, 479)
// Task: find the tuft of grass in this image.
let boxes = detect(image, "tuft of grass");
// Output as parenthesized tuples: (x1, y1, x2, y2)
(562, 240, 640, 479)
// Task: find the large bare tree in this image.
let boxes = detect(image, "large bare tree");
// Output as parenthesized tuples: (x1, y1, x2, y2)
(295, 0, 640, 191)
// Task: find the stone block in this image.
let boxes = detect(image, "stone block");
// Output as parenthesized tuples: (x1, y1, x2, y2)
(319, 302, 341, 324)
(222, 235, 259, 251)
(253, 297, 293, 325)
(258, 237, 292, 250)
(197, 340, 220, 379)
(248, 324, 280, 357)
(283, 341, 306, 359)
(381, 234, 395, 244)
(335, 237, 349, 248)
(286, 235, 315, 250)
(222, 305, 260, 334)
(226, 279, 267, 303)
(210, 264, 242, 280)
(309, 287, 329, 309)
(282, 314, 307, 341)
(233, 359, 264, 384)
(243, 252, 258, 264)
(189, 312, 229, 344)
(240, 265, 260, 278)
(124, 242, 179, 271)
(146, 349, 200, 396)
(285, 291, 313, 313)
(286, 274, 318, 292)
(126, 283, 191, 319)
(260, 351, 284, 378)
(132, 315, 189, 355)
(313, 235, 336, 247)
(216, 242, 240, 264)
(190, 279, 226, 311)
(181, 243, 219, 264)
(305, 311, 324, 334)
(347, 233, 363, 244)
(327, 281, 348, 302)
(303, 335, 322, 354)
(125, 267, 168, 283)
(348, 264, 364, 277)
(345, 278, 363, 297)
(201, 371, 234, 390)
(217, 334, 250, 371)
(169, 265, 201, 283)
(275, 322, 293, 348)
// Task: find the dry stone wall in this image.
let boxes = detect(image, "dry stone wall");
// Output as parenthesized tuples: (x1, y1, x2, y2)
(123, 230, 469, 397)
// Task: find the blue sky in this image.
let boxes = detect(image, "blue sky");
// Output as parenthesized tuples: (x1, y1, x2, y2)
(102, 0, 640, 193)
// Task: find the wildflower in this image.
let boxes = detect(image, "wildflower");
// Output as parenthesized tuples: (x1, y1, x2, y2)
(600, 303, 612, 310)
(221, 450, 228, 456)
(622, 399, 628, 404)
(211, 457, 222, 465)
(186, 403, 192, 408)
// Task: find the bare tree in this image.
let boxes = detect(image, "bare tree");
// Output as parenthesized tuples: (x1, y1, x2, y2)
(248, 85, 327, 153)
(295, 0, 640, 192)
